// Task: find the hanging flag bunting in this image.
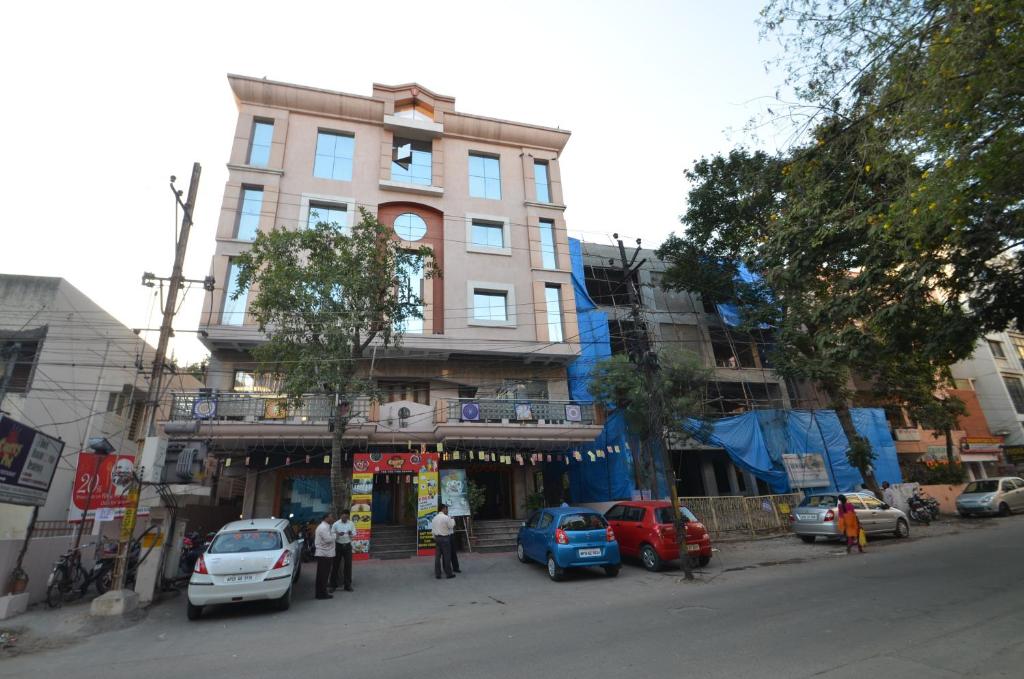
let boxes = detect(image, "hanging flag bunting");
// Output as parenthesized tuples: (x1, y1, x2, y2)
(408, 440, 412, 450)
(285, 457, 291, 465)
(436, 443, 443, 452)
(546, 454, 552, 463)
(305, 455, 310, 464)
(454, 451, 461, 460)
(516, 454, 523, 465)
(264, 456, 270, 465)
(245, 456, 250, 465)
(323, 455, 330, 464)
(614, 445, 621, 453)
(224, 458, 232, 467)
(606, 446, 614, 454)
(597, 450, 606, 459)
(588, 452, 596, 462)
(573, 451, 582, 462)
(564, 456, 570, 465)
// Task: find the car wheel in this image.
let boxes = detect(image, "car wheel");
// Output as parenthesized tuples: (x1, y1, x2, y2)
(274, 584, 292, 611)
(603, 565, 620, 577)
(895, 518, 909, 539)
(546, 555, 564, 582)
(698, 555, 711, 568)
(516, 542, 528, 563)
(998, 503, 1011, 517)
(800, 535, 816, 544)
(639, 544, 662, 572)
(186, 600, 203, 621)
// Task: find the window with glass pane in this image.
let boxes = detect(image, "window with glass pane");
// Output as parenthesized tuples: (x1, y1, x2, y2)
(397, 255, 425, 334)
(473, 291, 507, 321)
(393, 213, 427, 241)
(540, 219, 557, 269)
(469, 154, 501, 199)
(248, 121, 273, 166)
(313, 131, 354, 181)
(391, 137, 432, 185)
(471, 220, 504, 248)
(534, 161, 551, 203)
(988, 340, 1006, 359)
(307, 203, 348, 231)
(1011, 336, 1024, 362)
(236, 187, 263, 240)
(1004, 376, 1024, 414)
(222, 260, 248, 326)
(545, 285, 563, 342)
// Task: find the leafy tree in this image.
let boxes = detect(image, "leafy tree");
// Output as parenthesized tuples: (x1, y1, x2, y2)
(232, 208, 438, 512)
(588, 348, 710, 491)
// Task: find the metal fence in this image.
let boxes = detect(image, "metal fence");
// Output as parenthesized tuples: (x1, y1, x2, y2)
(171, 392, 371, 424)
(680, 493, 804, 539)
(31, 520, 94, 537)
(444, 398, 597, 424)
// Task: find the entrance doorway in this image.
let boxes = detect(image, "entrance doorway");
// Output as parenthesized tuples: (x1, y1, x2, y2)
(466, 467, 513, 519)
(370, 473, 416, 525)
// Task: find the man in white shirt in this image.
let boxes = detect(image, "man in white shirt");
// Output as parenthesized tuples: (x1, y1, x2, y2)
(314, 512, 336, 600)
(881, 481, 898, 509)
(330, 510, 355, 592)
(431, 503, 456, 579)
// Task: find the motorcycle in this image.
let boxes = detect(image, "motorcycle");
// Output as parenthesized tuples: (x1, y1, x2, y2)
(907, 493, 932, 524)
(179, 532, 203, 575)
(915, 490, 941, 521)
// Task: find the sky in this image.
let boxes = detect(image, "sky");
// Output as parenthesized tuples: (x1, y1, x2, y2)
(1, 0, 786, 364)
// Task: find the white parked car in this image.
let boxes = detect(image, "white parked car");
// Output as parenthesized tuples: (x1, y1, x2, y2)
(187, 518, 302, 620)
(956, 477, 1024, 517)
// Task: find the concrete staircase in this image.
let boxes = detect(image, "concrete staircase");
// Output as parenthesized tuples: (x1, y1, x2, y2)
(371, 524, 417, 559)
(470, 519, 522, 553)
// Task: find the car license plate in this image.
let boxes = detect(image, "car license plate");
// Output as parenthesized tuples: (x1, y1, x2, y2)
(578, 548, 601, 558)
(224, 574, 257, 583)
(686, 544, 700, 553)
(797, 513, 816, 521)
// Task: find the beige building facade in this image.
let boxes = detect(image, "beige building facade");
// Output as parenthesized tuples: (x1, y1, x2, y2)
(168, 76, 603, 541)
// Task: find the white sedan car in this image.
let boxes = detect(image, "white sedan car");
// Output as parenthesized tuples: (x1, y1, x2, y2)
(187, 518, 303, 620)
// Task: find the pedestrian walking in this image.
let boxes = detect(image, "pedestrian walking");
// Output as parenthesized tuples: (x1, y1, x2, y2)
(837, 495, 863, 555)
(330, 510, 355, 592)
(314, 512, 336, 599)
(432, 503, 456, 579)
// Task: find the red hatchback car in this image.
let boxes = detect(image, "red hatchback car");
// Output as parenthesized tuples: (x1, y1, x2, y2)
(604, 501, 713, 571)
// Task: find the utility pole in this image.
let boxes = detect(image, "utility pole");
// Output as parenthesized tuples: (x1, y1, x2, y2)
(612, 234, 694, 581)
(109, 163, 201, 592)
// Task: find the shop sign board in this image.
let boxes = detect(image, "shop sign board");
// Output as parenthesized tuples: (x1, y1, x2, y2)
(68, 452, 136, 521)
(440, 469, 470, 517)
(0, 415, 64, 506)
(782, 453, 830, 488)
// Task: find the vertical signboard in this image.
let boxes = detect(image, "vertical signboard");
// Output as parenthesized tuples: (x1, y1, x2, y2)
(0, 415, 64, 506)
(440, 468, 470, 517)
(350, 464, 373, 562)
(416, 453, 439, 556)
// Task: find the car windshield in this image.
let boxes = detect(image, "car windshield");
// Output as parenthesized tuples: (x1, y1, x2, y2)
(656, 507, 697, 523)
(559, 513, 607, 531)
(963, 480, 999, 494)
(800, 495, 839, 508)
(208, 530, 282, 554)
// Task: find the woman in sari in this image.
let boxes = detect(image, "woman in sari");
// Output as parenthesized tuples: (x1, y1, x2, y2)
(837, 494, 863, 554)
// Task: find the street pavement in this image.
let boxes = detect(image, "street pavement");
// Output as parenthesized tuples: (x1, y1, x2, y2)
(2, 516, 1022, 678)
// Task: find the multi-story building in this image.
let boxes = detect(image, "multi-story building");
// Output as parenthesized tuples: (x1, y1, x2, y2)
(575, 241, 792, 497)
(168, 76, 604, 546)
(952, 330, 1024, 472)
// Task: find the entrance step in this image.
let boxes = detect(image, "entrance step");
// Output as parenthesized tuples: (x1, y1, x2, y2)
(370, 525, 417, 559)
(469, 519, 522, 553)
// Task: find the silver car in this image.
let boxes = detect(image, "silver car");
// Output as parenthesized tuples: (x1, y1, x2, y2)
(789, 492, 910, 543)
(956, 477, 1024, 517)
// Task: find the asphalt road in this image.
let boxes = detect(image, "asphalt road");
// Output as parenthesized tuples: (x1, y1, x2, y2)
(3, 518, 1022, 678)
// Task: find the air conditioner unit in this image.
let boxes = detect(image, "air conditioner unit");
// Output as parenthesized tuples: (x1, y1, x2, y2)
(166, 442, 208, 483)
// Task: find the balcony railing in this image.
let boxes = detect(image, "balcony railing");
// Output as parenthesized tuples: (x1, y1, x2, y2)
(170, 392, 370, 424)
(443, 398, 597, 425)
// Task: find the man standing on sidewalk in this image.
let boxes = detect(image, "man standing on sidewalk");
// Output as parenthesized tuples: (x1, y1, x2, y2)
(330, 510, 355, 592)
(432, 503, 456, 579)
(314, 512, 336, 600)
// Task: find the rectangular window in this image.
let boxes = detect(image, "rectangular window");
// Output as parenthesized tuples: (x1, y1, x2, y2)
(471, 220, 504, 248)
(1004, 376, 1024, 415)
(232, 371, 278, 393)
(248, 120, 273, 166)
(545, 285, 563, 342)
(236, 187, 263, 240)
(534, 161, 551, 203)
(391, 137, 432, 185)
(988, 339, 1006, 359)
(397, 255, 425, 335)
(314, 131, 354, 181)
(222, 259, 248, 326)
(1011, 335, 1024, 362)
(0, 333, 44, 394)
(379, 381, 430, 405)
(539, 219, 557, 269)
(473, 291, 508, 322)
(468, 153, 501, 199)
(307, 202, 348, 231)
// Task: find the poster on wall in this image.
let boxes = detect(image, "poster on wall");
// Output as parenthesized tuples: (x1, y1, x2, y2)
(68, 452, 142, 521)
(416, 453, 439, 556)
(782, 453, 830, 489)
(440, 469, 470, 517)
(0, 415, 64, 507)
(350, 471, 374, 561)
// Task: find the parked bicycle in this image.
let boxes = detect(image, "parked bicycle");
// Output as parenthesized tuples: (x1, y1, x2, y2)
(45, 542, 94, 608)
(46, 525, 161, 607)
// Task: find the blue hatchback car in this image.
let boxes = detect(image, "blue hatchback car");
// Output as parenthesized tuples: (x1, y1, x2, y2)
(517, 506, 621, 581)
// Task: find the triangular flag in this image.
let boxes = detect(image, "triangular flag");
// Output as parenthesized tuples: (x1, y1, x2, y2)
(573, 451, 582, 461)
(408, 441, 412, 450)
(546, 454, 552, 463)
(264, 456, 270, 465)
(614, 445, 621, 453)
(606, 446, 614, 453)
(436, 443, 443, 452)
(224, 458, 232, 467)
(305, 455, 310, 464)
(516, 454, 523, 465)
(323, 455, 330, 464)
(564, 456, 570, 465)
(453, 451, 461, 460)
(245, 456, 250, 465)
(587, 452, 596, 462)
(285, 457, 291, 465)
(597, 450, 605, 458)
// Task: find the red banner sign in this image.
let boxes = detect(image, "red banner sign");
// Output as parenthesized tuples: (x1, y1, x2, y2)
(352, 452, 428, 474)
(68, 453, 136, 521)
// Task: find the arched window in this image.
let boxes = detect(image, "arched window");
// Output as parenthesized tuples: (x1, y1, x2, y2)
(393, 213, 427, 241)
